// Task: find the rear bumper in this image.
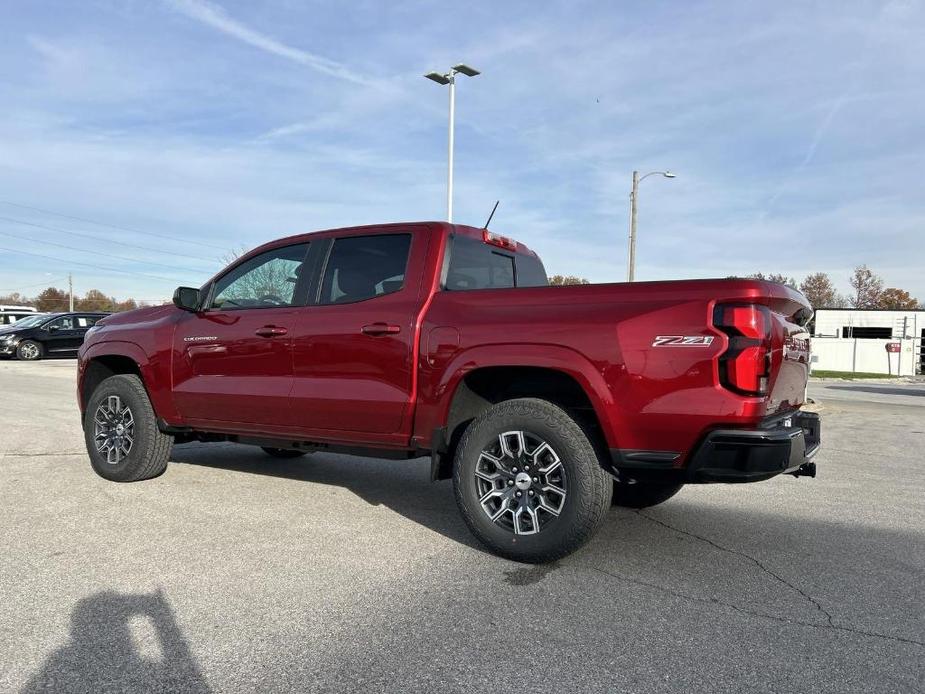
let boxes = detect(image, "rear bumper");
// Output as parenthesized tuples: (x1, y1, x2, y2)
(611, 411, 821, 484)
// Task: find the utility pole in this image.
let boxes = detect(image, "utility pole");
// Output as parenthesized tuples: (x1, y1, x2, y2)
(68, 273, 74, 312)
(626, 170, 676, 282)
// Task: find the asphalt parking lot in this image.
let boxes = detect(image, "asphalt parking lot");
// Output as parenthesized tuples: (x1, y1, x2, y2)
(1, 360, 923, 693)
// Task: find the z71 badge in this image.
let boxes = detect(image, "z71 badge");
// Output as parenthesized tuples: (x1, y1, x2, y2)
(652, 335, 715, 347)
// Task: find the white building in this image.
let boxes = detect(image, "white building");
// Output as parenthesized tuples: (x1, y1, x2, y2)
(811, 309, 924, 376)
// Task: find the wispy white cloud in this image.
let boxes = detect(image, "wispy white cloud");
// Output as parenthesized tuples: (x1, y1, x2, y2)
(164, 0, 374, 87)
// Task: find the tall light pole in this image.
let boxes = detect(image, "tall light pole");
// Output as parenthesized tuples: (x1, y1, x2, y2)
(627, 170, 676, 282)
(424, 63, 480, 222)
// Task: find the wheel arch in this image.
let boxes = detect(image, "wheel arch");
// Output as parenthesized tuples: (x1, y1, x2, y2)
(79, 341, 171, 420)
(429, 346, 617, 480)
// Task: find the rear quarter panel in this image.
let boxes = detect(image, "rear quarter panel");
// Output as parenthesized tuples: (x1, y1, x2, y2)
(418, 279, 811, 463)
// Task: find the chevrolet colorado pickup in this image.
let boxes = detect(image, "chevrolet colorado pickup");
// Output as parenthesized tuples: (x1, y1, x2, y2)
(78, 221, 820, 562)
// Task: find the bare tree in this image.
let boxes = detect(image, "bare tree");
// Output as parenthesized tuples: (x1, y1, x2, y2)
(35, 287, 69, 312)
(799, 273, 841, 308)
(849, 265, 883, 308)
(548, 275, 590, 286)
(747, 273, 797, 288)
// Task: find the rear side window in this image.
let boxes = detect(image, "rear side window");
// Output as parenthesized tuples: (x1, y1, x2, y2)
(320, 234, 412, 304)
(445, 235, 547, 290)
(515, 255, 549, 287)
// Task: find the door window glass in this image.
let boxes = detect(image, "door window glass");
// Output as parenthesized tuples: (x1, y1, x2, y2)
(47, 316, 74, 330)
(211, 243, 310, 310)
(445, 236, 515, 290)
(320, 234, 412, 304)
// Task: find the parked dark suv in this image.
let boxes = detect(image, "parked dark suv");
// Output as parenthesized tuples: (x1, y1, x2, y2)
(0, 312, 108, 360)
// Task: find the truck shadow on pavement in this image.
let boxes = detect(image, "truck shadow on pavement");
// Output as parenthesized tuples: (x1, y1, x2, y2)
(21, 589, 210, 694)
(169, 442, 486, 553)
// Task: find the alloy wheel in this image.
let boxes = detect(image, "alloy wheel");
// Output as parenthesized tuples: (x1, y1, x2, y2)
(19, 342, 39, 360)
(93, 395, 135, 464)
(474, 430, 567, 535)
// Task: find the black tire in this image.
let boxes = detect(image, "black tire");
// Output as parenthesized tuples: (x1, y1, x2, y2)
(84, 374, 173, 482)
(16, 339, 43, 361)
(611, 480, 684, 508)
(453, 398, 611, 563)
(261, 447, 308, 459)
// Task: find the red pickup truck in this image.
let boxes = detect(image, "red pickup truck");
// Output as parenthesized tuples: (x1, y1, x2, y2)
(78, 221, 819, 562)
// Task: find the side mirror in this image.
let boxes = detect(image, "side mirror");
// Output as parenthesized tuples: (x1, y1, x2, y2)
(173, 286, 202, 312)
(48, 325, 60, 332)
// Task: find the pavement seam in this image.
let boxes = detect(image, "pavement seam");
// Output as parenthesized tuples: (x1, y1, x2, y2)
(588, 564, 925, 649)
(632, 511, 925, 649)
(636, 510, 836, 626)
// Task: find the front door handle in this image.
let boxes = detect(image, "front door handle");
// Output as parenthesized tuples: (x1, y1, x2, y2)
(361, 323, 400, 336)
(255, 326, 288, 338)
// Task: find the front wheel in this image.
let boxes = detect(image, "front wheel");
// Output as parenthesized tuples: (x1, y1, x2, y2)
(611, 480, 684, 508)
(453, 398, 611, 563)
(16, 340, 43, 361)
(84, 374, 173, 482)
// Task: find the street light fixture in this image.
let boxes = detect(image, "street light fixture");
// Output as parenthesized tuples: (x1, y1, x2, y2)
(627, 170, 676, 282)
(424, 63, 481, 222)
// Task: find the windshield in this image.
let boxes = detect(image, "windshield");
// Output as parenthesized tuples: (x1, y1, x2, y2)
(3, 314, 50, 330)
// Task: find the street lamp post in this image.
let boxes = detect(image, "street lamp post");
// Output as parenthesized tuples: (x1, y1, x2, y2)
(627, 170, 675, 282)
(425, 64, 480, 222)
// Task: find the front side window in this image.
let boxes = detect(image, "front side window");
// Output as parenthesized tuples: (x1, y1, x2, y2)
(47, 316, 74, 331)
(319, 234, 412, 304)
(211, 243, 310, 310)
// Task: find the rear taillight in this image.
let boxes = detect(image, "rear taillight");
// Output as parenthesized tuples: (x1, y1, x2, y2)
(714, 304, 772, 396)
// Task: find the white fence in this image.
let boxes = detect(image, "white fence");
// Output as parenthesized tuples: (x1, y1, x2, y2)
(810, 337, 918, 376)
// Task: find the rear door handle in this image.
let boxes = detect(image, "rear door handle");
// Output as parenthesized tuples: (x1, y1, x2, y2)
(255, 326, 288, 337)
(361, 323, 400, 336)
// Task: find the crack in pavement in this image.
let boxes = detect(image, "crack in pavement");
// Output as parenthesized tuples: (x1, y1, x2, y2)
(623, 511, 924, 649)
(588, 564, 924, 648)
(635, 510, 835, 626)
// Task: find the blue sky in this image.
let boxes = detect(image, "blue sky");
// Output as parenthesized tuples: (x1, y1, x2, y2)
(0, 0, 922, 302)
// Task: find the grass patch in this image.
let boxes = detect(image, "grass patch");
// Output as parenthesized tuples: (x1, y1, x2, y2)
(811, 370, 894, 379)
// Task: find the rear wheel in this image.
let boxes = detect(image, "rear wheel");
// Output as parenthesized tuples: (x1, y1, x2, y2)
(84, 374, 173, 482)
(453, 398, 610, 563)
(261, 447, 308, 459)
(16, 340, 43, 361)
(611, 480, 684, 508)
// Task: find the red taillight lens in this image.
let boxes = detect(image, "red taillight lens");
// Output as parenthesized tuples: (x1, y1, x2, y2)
(714, 304, 772, 396)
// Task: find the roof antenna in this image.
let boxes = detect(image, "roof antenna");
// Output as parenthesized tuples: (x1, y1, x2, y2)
(483, 200, 499, 229)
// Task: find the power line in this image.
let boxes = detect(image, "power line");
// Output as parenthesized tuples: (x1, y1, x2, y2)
(0, 228, 214, 275)
(0, 277, 70, 293)
(0, 215, 219, 267)
(0, 246, 188, 284)
(0, 200, 228, 251)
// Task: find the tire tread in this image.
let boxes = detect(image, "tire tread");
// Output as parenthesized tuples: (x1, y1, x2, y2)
(453, 398, 610, 563)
